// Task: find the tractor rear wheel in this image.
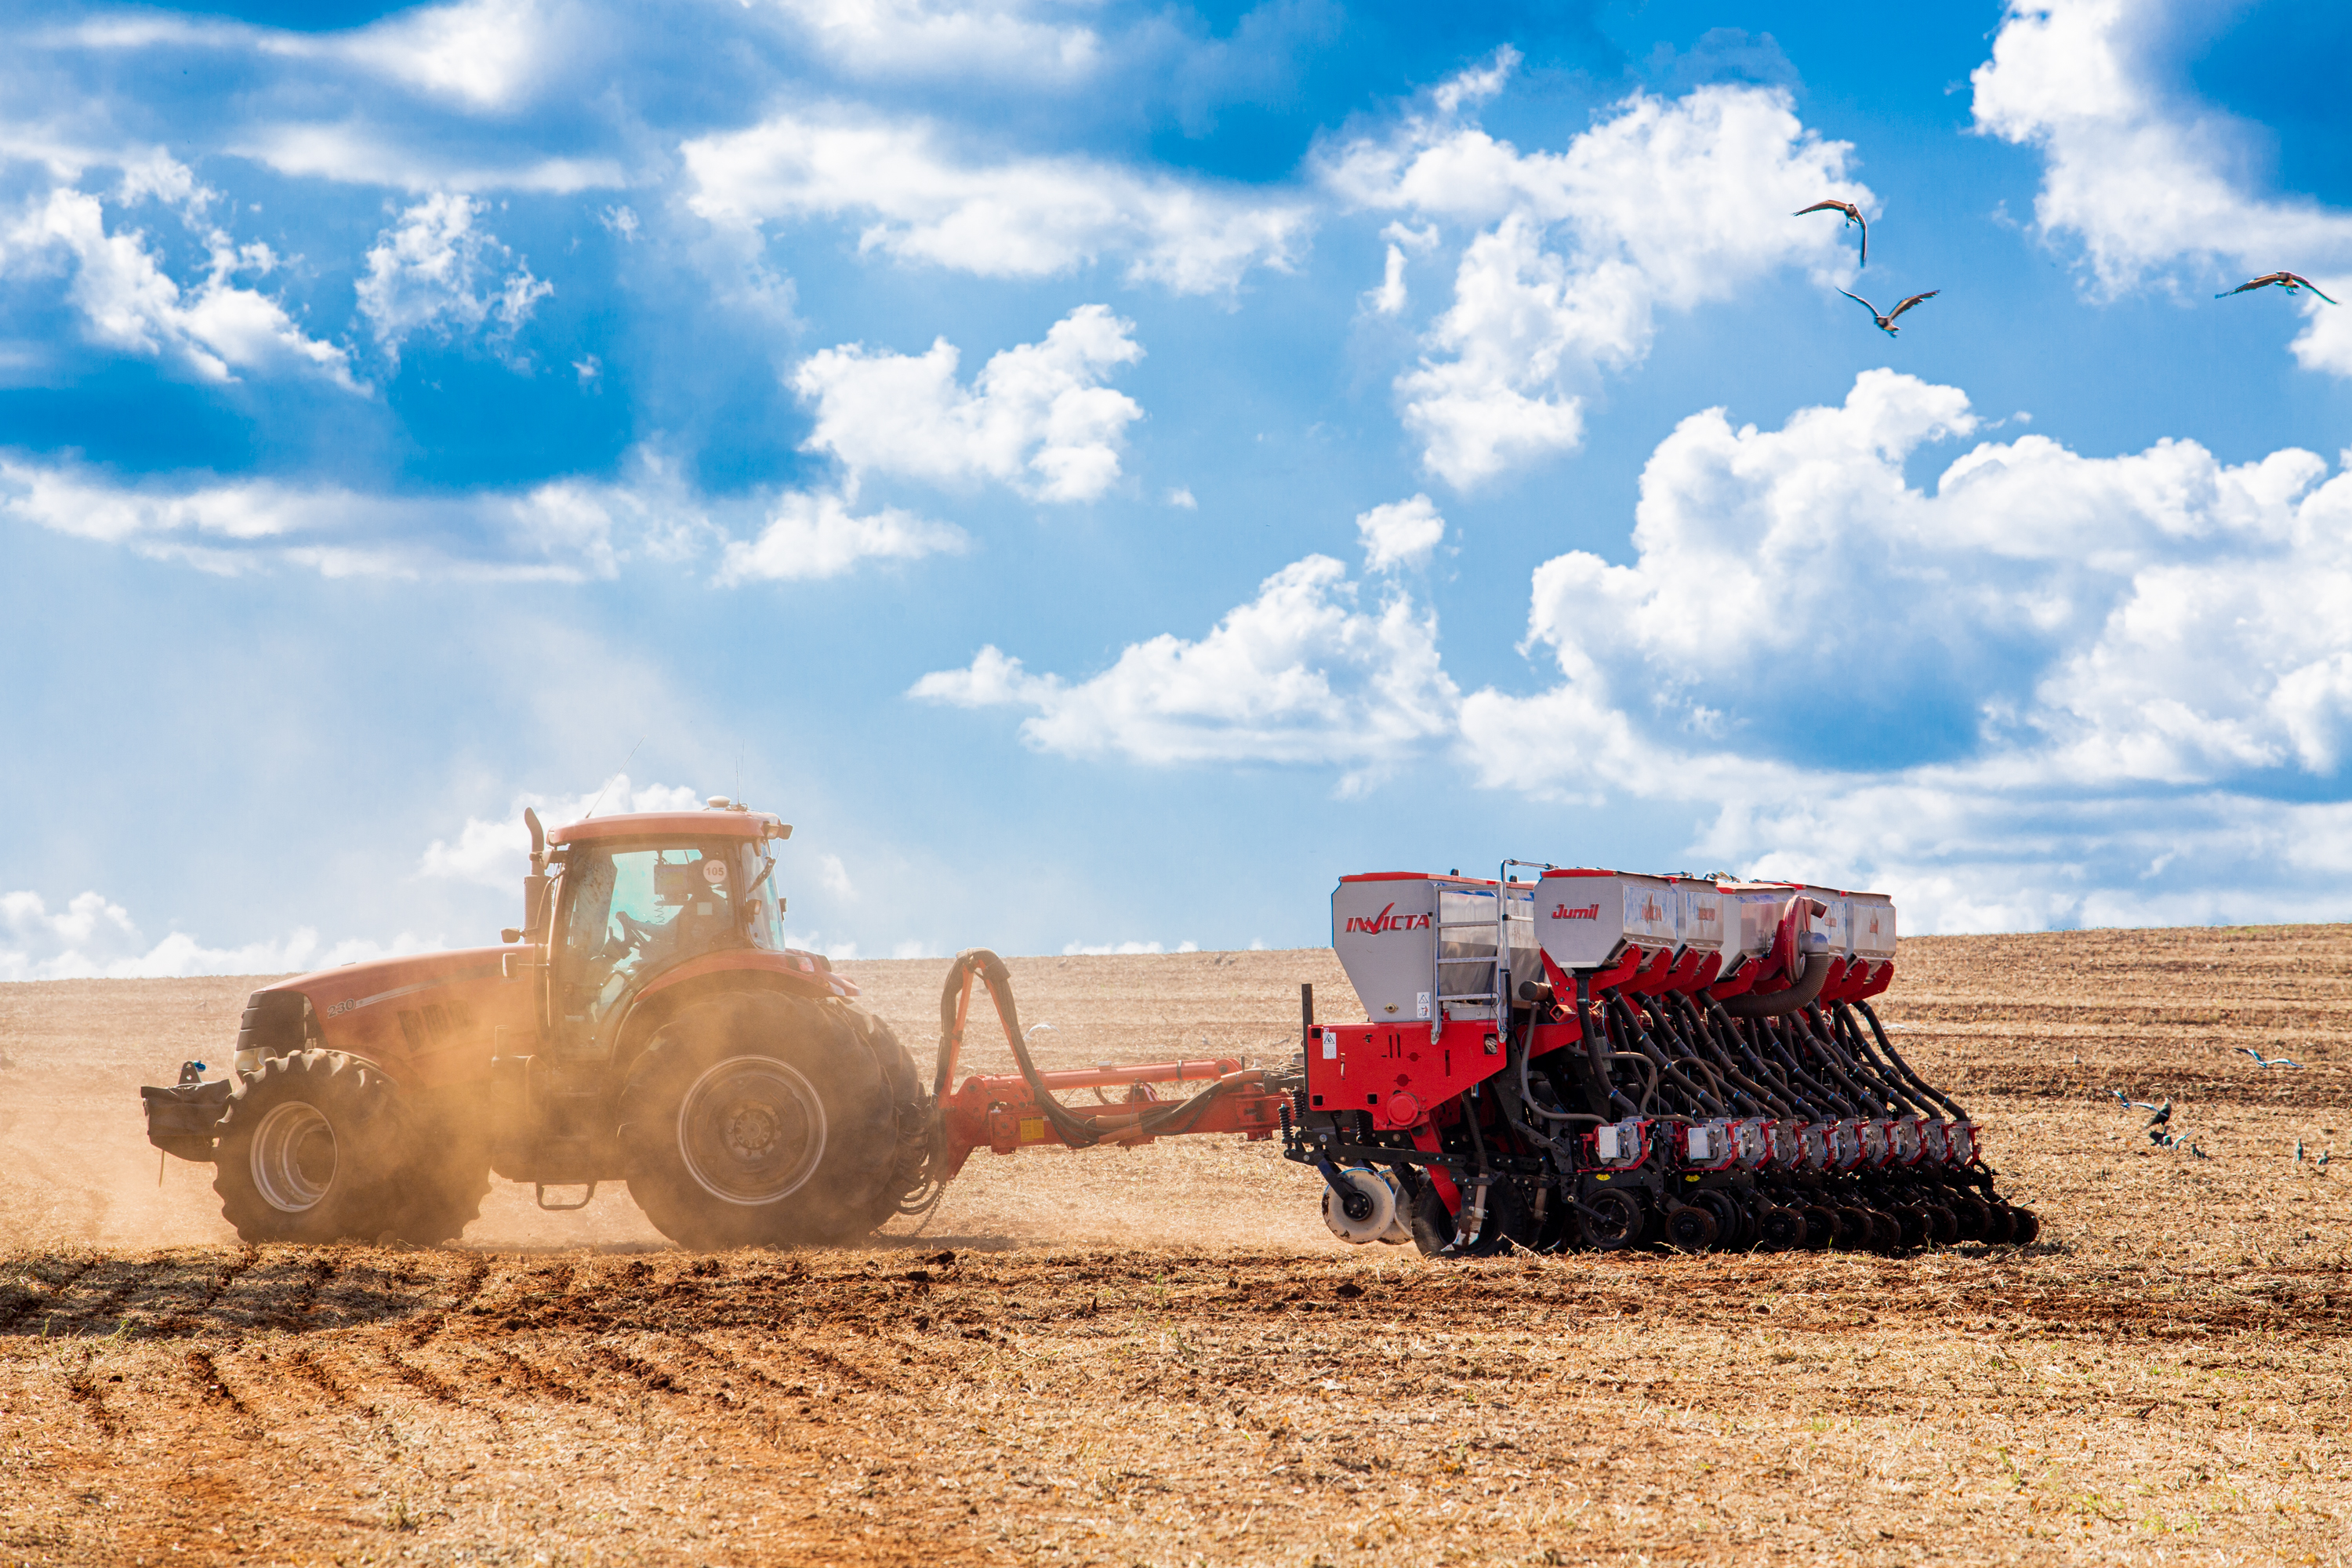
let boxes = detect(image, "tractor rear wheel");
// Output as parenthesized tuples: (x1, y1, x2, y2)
(619, 992, 913, 1249)
(211, 1051, 408, 1243)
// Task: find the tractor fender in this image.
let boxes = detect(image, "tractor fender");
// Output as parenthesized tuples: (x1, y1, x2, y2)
(613, 954, 854, 1076)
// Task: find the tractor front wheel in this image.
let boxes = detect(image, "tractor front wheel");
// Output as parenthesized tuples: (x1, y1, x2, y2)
(211, 1051, 408, 1243)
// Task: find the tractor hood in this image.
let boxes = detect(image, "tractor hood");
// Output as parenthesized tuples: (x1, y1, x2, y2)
(262, 946, 519, 1016)
(255, 945, 533, 1088)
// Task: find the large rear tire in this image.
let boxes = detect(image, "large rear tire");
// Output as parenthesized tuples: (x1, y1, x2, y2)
(212, 1051, 408, 1243)
(618, 992, 912, 1249)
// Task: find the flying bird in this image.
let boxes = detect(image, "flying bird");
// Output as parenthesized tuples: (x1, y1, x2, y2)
(2216, 271, 2339, 304)
(2237, 1046, 2302, 1069)
(1839, 289, 1939, 336)
(1796, 199, 1868, 266)
(2147, 1098, 2172, 1128)
(2111, 1090, 2165, 1112)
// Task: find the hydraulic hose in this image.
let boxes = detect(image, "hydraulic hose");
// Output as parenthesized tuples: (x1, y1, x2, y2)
(1719, 952, 1831, 1018)
(1644, 996, 1734, 1105)
(1856, 1000, 1970, 1120)
(1702, 1000, 1805, 1117)
(1753, 1013, 1857, 1118)
(1795, 1005, 1895, 1116)
(1667, 994, 1781, 1116)
(937, 949, 1257, 1153)
(1574, 975, 1642, 1119)
(1516, 1010, 1598, 1125)
(939, 949, 1102, 1149)
(1829, 1005, 1936, 1118)
(1609, 994, 1722, 1116)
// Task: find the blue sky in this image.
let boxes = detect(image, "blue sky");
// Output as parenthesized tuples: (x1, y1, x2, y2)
(5, 0, 2352, 977)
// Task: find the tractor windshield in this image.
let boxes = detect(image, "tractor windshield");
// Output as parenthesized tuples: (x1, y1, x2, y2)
(735, 841, 786, 951)
(555, 842, 739, 1047)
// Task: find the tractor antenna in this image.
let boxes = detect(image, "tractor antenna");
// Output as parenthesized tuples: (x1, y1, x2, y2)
(583, 737, 644, 818)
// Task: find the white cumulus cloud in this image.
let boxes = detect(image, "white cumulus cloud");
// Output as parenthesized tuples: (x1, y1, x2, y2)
(2, 452, 967, 585)
(419, 774, 706, 890)
(1970, 0, 2352, 369)
(233, 122, 626, 194)
(1061, 939, 1198, 956)
(793, 305, 1144, 502)
(1324, 49, 1869, 486)
(0, 456, 628, 579)
(0, 180, 358, 390)
(356, 192, 551, 365)
(716, 489, 967, 583)
(681, 108, 1308, 294)
(0, 887, 436, 981)
(1355, 493, 1445, 572)
(56, 0, 568, 112)
(767, 0, 1103, 85)
(1458, 368, 2352, 930)
(911, 546, 1459, 791)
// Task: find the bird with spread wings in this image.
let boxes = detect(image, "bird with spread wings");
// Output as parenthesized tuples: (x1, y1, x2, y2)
(2237, 1046, 2303, 1069)
(1839, 288, 1938, 336)
(1795, 198, 1867, 266)
(2216, 271, 2339, 303)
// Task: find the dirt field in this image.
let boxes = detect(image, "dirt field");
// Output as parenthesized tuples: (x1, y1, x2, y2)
(3, 926, 2350, 1566)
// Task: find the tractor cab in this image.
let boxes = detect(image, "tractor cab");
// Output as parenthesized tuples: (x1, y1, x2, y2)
(524, 800, 801, 1058)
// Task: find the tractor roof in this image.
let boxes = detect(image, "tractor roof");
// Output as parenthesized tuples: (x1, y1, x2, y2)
(552, 806, 789, 847)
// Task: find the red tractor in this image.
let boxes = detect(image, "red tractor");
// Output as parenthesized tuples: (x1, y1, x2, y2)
(143, 798, 1291, 1247)
(144, 800, 935, 1245)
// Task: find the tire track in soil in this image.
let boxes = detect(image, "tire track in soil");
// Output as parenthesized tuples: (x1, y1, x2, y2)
(64, 1351, 118, 1438)
(288, 1345, 375, 1416)
(199, 1246, 260, 1311)
(583, 1341, 701, 1399)
(783, 1340, 897, 1395)
(666, 1333, 807, 1398)
(274, 1254, 339, 1330)
(0, 1256, 99, 1333)
(405, 1254, 493, 1348)
(489, 1261, 579, 1330)
(147, 1246, 262, 1335)
(69, 1258, 165, 1333)
(479, 1345, 590, 1405)
(184, 1348, 262, 1438)
(377, 1343, 499, 1423)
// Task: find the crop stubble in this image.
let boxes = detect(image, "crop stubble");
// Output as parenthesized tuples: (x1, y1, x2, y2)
(2, 925, 2350, 1566)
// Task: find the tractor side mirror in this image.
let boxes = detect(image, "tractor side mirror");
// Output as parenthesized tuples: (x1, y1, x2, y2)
(502, 927, 524, 945)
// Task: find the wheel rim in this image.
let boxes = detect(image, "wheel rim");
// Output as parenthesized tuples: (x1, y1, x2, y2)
(1666, 1207, 1717, 1252)
(251, 1101, 337, 1213)
(677, 1056, 827, 1206)
(1583, 1190, 1642, 1249)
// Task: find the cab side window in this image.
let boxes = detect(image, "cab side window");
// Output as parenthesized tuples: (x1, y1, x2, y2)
(557, 844, 739, 1043)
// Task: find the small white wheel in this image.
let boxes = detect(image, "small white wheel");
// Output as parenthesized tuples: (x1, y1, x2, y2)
(1321, 1167, 1398, 1244)
(1377, 1172, 1413, 1244)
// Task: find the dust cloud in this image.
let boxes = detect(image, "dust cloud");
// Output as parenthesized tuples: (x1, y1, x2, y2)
(0, 951, 1341, 1254)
